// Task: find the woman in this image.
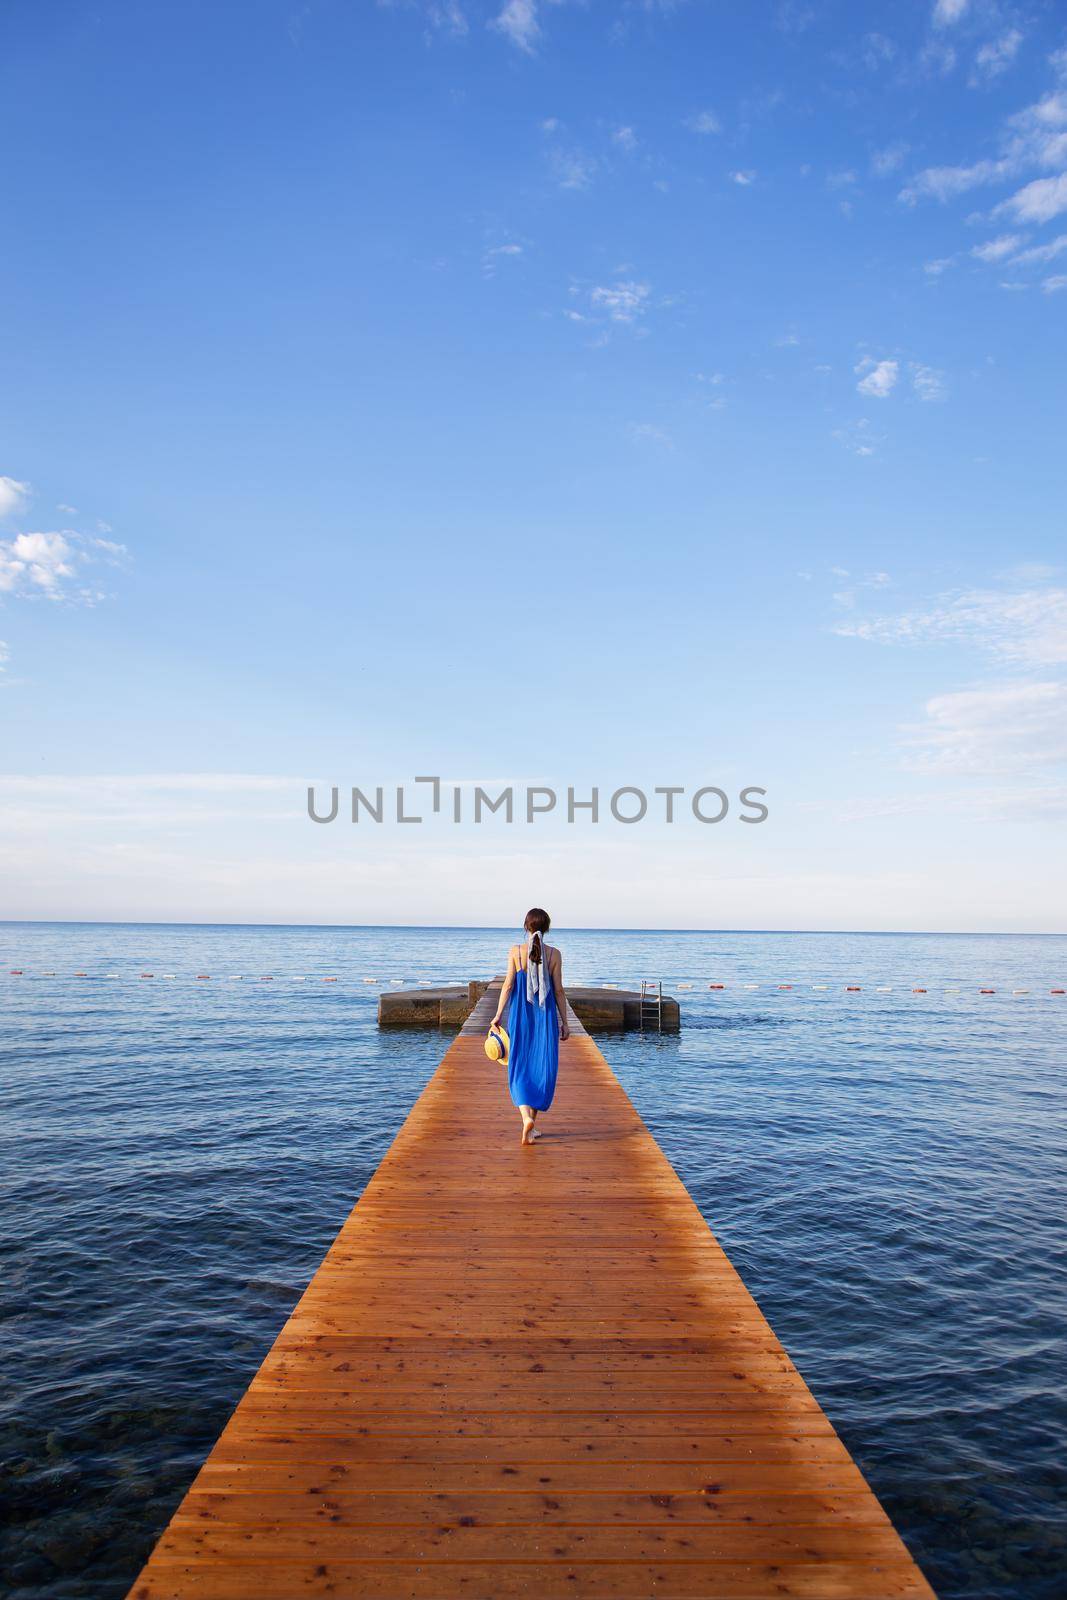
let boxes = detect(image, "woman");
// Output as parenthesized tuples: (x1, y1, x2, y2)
(490, 908, 569, 1145)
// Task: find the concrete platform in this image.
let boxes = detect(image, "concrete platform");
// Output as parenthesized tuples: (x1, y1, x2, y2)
(378, 981, 679, 1032)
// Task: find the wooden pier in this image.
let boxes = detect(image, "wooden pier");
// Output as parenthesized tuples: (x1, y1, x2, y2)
(129, 983, 934, 1600)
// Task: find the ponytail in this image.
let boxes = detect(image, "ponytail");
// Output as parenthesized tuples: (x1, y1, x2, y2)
(523, 907, 551, 965)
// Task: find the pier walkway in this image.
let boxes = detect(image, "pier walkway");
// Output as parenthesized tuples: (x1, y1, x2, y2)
(129, 984, 935, 1599)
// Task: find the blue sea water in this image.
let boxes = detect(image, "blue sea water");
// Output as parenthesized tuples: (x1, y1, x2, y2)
(1, 922, 1065, 1600)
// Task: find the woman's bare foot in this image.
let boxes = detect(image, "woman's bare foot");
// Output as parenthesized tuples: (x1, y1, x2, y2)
(521, 1113, 536, 1144)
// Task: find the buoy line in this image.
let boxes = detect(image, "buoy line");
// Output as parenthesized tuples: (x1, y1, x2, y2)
(3, 970, 1063, 994)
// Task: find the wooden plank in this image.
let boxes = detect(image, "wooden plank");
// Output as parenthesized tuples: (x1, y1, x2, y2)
(128, 985, 936, 1600)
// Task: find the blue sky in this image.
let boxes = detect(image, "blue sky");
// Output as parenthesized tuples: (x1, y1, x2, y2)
(1, 0, 1065, 930)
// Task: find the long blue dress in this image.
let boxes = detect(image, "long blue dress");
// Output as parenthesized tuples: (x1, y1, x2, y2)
(506, 946, 560, 1111)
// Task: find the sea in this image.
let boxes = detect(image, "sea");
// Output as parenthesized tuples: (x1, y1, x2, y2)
(1, 923, 1065, 1600)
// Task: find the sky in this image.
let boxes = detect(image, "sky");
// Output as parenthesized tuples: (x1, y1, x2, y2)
(1, 0, 1066, 931)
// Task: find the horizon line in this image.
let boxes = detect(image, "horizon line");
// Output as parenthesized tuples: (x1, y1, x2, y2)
(1, 919, 1065, 938)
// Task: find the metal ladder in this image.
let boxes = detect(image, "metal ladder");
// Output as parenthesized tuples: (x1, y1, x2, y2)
(639, 979, 663, 1033)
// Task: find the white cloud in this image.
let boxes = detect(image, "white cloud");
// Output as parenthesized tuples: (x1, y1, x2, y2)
(835, 587, 1067, 665)
(685, 110, 720, 135)
(900, 61, 1067, 206)
(832, 418, 882, 457)
(729, 169, 756, 185)
(919, 38, 957, 77)
(550, 146, 596, 189)
(1005, 90, 1067, 167)
(833, 572, 890, 607)
(932, 0, 968, 25)
(861, 32, 896, 70)
(904, 681, 1067, 773)
(0, 640, 9, 672)
(924, 256, 956, 275)
(430, 0, 468, 35)
(901, 157, 1015, 203)
(855, 357, 899, 398)
(840, 580, 1067, 782)
(0, 528, 128, 601)
(483, 242, 523, 275)
(1011, 231, 1067, 265)
(612, 125, 637, 151)
(871, 142, 908, 176)
(90, 535, 129, 563)
(491, 0, 539, 52)
(994, 171, 1067, 224)
(971, 232, 1025, 261)
(911, 364, 948, 401)
(1043, 273, 1067, 292)
(0, 531, 76, 595)
(0, 476, 30, 518)
(589, 280, 650, 322)
(970, 29, 1023, 85)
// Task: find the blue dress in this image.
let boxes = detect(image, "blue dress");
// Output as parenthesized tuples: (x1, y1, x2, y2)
(506, 947, 560, 1111)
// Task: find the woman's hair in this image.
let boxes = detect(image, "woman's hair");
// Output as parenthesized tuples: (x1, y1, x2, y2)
(524, 907, 551, 965)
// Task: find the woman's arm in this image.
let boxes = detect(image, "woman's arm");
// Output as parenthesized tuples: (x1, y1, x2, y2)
(553, 948, 570, 1040)
(491, 947, 517, 1026)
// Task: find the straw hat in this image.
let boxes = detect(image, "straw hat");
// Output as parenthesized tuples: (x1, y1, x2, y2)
(484, 1022, 510, 1063)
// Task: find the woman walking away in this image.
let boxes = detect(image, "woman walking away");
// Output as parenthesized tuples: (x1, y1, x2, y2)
(490, 908, 569, 1145)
